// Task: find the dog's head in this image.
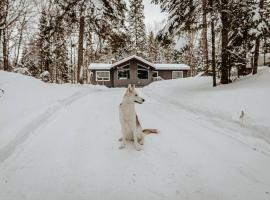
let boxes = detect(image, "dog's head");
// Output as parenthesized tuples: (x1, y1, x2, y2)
(124, 84, 145, 104)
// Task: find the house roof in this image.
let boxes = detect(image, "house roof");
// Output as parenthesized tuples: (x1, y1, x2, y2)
(88, 55, 190, 70)
(89, 63, 112, 70)
(111, 55, 155, 68)
(154, 64, 190, 70)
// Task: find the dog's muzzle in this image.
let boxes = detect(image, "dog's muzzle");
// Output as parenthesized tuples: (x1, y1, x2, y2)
(135, 98, 145, 104)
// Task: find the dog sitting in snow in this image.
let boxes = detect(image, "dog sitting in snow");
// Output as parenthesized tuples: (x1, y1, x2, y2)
(119, 84, 158, 151)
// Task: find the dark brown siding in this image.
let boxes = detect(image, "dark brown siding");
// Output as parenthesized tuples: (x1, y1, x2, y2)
(157, 70, 172, 79)
(113, 59, 153, 87)
(157, 70, 189, 80)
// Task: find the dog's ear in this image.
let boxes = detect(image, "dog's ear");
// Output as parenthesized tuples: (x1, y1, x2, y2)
(127, 84, 132, 93)
(132, 84, 136, 90)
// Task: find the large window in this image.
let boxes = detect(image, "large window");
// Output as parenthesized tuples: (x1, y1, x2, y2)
(137, 65, 149, 79)
(172, 71, 183, 79)
(96, 71, 110, 81)
(152, 71, 158, 78)
(117, 65, 130, 80)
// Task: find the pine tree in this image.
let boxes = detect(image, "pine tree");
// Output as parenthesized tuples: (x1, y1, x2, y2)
(147, 31, 158, 62)
(52, 16, 69, 83)
(37, 9, 52, 79)
(20, 40, 40, 78)
(128, 0, 146, 56)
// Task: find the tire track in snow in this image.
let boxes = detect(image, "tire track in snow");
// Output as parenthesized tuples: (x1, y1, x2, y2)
(141, 88, 270, 155)
(0, 89, 93, 164)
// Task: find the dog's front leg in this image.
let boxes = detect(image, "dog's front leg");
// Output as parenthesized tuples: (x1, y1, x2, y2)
(132, 125, 142, 151)
(119, 128, 127, 149)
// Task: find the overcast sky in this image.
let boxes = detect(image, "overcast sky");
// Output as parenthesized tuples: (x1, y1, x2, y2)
(143, 0, 166, 26)
(125, 0, 167, 29)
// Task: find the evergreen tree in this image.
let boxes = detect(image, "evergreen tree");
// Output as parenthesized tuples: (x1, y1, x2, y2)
(20, 39, 40, 78)
(147, 31, 158, 62)
(128, 0, 146, 56)
(37, 9, 52, 79)
(52, 17, 69, 83)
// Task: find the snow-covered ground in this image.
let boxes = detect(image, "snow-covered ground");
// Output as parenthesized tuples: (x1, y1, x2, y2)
(0, 69, 270, 200)
(144, 67, 270, 152)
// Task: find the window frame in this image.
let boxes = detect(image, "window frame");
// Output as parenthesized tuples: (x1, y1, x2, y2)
(172, 71, 183, 79)
(95, 71, 110, 82)
(137, 65, 149, 80)
(117, 64, 130, 80)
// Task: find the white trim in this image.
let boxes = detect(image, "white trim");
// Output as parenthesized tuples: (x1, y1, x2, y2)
(96, 71, 110, 82)
(172, 71, 183, 79)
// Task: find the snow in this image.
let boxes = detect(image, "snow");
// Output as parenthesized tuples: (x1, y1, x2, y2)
(0, 69, 270, 200)
(252, 6, 261, 22)
(89, 63, 112, 70)
(13, 67, 31, 76)
(40, 70, 50, 77)
(144, 67, 270, 151)
(174, 37, 188, 51)
(154, 63, 189, 70)
(111, 55, 155, 68)
(89, 55, 190, 70)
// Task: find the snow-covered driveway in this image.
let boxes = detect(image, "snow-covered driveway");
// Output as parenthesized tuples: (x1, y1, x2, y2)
(0, 81, 270, 200)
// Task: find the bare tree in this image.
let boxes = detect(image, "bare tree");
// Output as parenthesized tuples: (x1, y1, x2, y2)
(201, 0, 209, 74)
(209, 0, 216, 86)
(0, 0, 27, 70)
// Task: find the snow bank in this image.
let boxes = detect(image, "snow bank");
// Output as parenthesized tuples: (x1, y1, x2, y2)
(143, 67, 270, 146)
(1, 70, 270, 200)
(0, 71, 106, 151)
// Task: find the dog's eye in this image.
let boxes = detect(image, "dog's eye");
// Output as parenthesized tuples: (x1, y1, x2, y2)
(135, 94, 138, 96)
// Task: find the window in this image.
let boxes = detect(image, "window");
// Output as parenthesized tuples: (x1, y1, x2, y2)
(96, 71, 110, 81)
(152, 71, 158, 78)
(172, 71, 183, 79)
(117, 65, 130, 80)
(137, 65, 149, 79)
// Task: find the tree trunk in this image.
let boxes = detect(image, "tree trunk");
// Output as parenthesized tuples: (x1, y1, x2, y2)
(220, 0, 229, 84)
(210, 0, 216, 87)
(253, 39, 260, 74)
(202, 0, 209, 75)
(253, 0, 264, 74)
(2, 27, 9, 71)
(15, 15, 26, 67)
(77, 14, 85, 84)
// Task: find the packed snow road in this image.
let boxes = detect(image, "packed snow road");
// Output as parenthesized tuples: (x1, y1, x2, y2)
(0, 85, 270, 200)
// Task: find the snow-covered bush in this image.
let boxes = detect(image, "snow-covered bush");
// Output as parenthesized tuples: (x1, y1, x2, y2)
(13, 67, 31, 76)
(40, 71, 51, 82)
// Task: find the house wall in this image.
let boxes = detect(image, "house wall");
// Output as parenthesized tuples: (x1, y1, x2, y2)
(157, 70, 189, 79)
(89, 60, 190, 88)
(90, 69, 113, 87)
(113, 59, 153, 87)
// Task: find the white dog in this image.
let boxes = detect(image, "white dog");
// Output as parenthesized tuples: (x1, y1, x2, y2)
(119, 84, 158, 151)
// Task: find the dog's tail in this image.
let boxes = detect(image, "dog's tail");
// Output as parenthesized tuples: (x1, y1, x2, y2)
(143, 129, 159, 135)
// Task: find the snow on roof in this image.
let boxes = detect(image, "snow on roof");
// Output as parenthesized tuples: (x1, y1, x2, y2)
(154, 64, 190, 70)
(88, 56, 190, 71)
(111, 55, 155, 68)
(89, 63, 112, 70)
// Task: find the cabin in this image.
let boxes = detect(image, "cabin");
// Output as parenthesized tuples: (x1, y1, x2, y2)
(88, 55, 190, 87)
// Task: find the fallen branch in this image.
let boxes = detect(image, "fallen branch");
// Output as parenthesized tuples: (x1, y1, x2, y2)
(0, 89, 4, 97)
